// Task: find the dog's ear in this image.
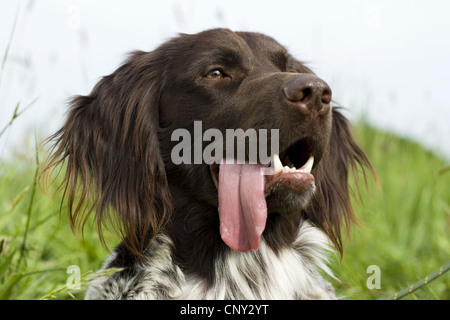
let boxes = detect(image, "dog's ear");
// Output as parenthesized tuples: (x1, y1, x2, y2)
(41, 50, 172, 255)
(306, 108, 374, 255)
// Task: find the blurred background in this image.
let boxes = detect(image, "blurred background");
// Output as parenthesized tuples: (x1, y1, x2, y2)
(0, 0, 449, 300)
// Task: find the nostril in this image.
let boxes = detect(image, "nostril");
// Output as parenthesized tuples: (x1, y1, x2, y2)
(283, 83, 314, 104)
(301, 88, 312, 102)
(322, 89, 332, 105)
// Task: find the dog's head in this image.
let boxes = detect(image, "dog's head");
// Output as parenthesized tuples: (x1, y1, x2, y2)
(42, 28, 372, 256)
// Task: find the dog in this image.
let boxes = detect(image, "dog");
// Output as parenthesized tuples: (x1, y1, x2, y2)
(43, 28, 372, 299)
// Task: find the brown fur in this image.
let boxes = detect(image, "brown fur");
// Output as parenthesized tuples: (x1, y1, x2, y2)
(41, 28, 373, 271)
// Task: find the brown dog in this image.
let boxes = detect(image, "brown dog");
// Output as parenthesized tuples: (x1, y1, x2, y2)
(43, 28, 372, 299)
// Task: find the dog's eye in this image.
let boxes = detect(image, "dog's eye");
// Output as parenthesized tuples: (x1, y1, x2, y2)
(206, 69, 224, 79)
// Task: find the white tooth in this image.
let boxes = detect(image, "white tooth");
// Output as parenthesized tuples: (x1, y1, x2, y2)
(272, 153, 283, 173)
(301, 156, 314, 173)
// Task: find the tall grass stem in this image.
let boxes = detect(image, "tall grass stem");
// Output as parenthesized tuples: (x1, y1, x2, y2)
(17, 136, 40, 269)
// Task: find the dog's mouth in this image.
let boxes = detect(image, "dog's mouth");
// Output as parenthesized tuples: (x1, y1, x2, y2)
(210, 137, 315, 188)
(265, 137, 315, 191)
(209, 137, 317, 252)
(277, 137, 315, 173)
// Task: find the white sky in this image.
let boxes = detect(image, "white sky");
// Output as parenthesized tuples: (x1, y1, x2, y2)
(1, 0, 449, 160)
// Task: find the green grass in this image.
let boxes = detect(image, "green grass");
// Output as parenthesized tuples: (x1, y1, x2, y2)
(0, 121, 449, 299)
(334, 122, 450, 300)
(0, 153, 110, 299)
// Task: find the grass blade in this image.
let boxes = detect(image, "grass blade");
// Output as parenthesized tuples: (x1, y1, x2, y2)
(1, 4, 19, 70)
(0, 273, 24, 300)
(0, 97, 39, 139)
(39, 267, 123, 300)
(0, 249, 16, 278)
(0, 2, 20, 90)
(0, 268, 65, 300)
(17, 136, 40, 269)
(383, 261, 450, 300)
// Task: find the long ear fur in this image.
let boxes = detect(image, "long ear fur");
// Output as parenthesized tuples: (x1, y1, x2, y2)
(307, 108, 374, 255)
(41, 51, 173, 256)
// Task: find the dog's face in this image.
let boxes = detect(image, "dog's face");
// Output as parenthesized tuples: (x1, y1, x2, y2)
(43, 28, 371, 256)
(158, 29, 334, 251)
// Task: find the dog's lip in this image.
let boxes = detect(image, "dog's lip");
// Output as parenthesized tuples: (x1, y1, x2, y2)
(265, 153, 315, 195)
(264, 170, 315, 194)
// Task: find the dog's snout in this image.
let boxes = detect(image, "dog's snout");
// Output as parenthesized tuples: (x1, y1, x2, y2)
(282, 75, 332, 116)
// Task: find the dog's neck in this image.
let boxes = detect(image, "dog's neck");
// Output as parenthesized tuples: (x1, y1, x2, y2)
(168, 187, 311, 284)
(176, 225, 336, 299)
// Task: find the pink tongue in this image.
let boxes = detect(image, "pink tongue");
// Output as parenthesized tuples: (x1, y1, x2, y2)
(218, 160, 268, 252)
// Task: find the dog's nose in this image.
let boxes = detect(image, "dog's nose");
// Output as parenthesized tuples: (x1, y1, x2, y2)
(282, 75, 332, 115)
